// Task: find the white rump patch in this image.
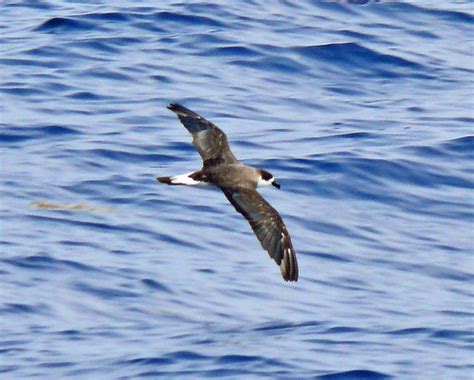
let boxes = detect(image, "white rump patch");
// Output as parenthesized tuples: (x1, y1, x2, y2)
(257, 175, 274, 187)
(171, 172, 213, 188)
(170, 172, 201, 186)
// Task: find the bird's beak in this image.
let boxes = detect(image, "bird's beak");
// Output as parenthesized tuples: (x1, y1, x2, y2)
(272, 180, 281, 189)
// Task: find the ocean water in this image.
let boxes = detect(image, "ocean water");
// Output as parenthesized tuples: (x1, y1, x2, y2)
(1, 1, 473, 378)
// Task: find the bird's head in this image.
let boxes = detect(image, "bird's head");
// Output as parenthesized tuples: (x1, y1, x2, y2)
(257, 169, 280, 189)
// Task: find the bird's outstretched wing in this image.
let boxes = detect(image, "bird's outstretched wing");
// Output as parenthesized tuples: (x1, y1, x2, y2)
(167, 103, 238, 167)
(222, 187, 298, 281)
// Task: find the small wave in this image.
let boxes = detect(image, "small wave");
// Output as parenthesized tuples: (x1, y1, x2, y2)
(254, 320, 322, 333)
(330, 156, 472, 190)
(67, 91, 101, 100)
(0, 303, 37, 314)
(0, 83, 48, 96)
(308, 251, 353, 264)
(152, 11, 224, 27)
(216, 354, 262, 364)
(198, 46, 260, 58)
(141, 278, 174, 294)
(1, 2, 472, 378)
(86, 148, 176, 164)
(3, 255, 97, 273)
(231, 56, 308, 74)
(385, 2, 474, 25)
(430, 329, 472, 341)
(386, 328, 432, 338)
(73, 281, 139, 300)
(77, 40, 121, 54)
(294, 42, 426, 78)
(404, 136, 474, 161)
(35, 17, 94, 32)
(0, 133, 31, 143)
(124, 356, 174, 366)
(317, 369, 392, 379)
(79, 11, 130, 22)
(442, 136, 474, 157)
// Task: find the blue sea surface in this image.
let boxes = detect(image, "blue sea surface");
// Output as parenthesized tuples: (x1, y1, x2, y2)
(1, 1, 473, 378)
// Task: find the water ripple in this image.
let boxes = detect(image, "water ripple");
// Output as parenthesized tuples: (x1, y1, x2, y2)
(35, 17, 95, 33)
(1, 1, 472, 378)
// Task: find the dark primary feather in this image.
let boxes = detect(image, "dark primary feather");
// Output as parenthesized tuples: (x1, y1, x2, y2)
(167, 103, 211, 133)
(222, 188, 298, 282)
(167, 103, 238, 166)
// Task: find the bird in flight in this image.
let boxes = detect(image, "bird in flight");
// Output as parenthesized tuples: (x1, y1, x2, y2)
(157, 103, 298, 282)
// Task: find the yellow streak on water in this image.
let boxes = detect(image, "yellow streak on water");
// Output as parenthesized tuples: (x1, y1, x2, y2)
(30, 200, 117, 214)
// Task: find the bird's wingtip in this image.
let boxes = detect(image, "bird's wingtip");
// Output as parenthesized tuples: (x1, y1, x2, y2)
(280, 247, 298, 282)
(167, 103, 191, 116)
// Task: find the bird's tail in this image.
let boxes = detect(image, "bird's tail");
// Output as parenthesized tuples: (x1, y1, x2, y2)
(156, 176, 179, 185)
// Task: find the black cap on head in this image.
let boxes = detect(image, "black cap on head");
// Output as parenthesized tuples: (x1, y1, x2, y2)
(260, 169, 273, 181)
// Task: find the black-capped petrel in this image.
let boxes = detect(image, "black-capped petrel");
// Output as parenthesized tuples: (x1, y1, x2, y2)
(157, 103, 298, 282)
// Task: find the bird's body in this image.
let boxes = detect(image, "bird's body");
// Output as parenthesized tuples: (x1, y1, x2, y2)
(157, 103, 298, 282)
